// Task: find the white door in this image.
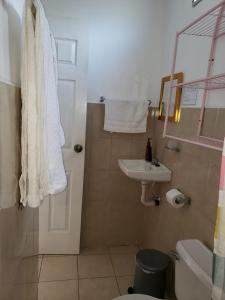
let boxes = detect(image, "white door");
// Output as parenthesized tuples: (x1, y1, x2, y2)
(39, 16, 88, 254)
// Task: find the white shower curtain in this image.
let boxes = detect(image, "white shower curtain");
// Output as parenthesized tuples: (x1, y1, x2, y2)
(20, 0, 67, 208)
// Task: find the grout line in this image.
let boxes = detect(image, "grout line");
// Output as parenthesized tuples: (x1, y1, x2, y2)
(39, 275, 119, 284)
(79, 251, 110, 256)
(39, 278, 78, 283)
(36, 283, 38, 300)
(38, 252, 136, 281)
(108, 253, 121, 295)
(79, 275, 118, 281)
(77, 255, 80, 300)
(38, 255, 43, 283)
(78, 274, 119, 280)
(79, 251, 138, 256)
(40, 254, 78, 257)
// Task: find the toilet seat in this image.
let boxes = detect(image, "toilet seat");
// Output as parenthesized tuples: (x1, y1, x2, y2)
(113, 294, 161, 300)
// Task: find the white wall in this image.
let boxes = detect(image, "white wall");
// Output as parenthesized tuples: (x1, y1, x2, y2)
(86, 0, 166, 104)
(0, 0, 24, 86)
(160, 0, 225, 107)
(2, 0, 223, 105)
(161, 0, 221, 76)
(42, 0, 166, 105)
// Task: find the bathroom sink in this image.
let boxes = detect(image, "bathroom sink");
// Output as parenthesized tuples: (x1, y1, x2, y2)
(118, 159, 172, 183)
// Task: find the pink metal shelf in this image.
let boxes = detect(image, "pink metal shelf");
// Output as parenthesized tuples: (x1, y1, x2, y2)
(165, 135, 223, 151)
(179, 1, 225, 37)
(172, 73, 225, 90)
(163, 0, 225, 151)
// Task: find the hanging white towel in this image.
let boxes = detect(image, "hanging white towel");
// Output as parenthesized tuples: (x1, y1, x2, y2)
(20, 0, 67, 208)
(104, 99, 148, 133)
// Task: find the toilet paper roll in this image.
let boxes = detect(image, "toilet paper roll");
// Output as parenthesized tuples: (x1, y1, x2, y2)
(166, 189, 185, 208)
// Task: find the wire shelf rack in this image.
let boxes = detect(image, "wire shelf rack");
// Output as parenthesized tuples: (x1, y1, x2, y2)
(163, 0, 225, 151)
(165, 135, 224, 151)
(172, 73, 225, 90)
(179, 2, 225, 37)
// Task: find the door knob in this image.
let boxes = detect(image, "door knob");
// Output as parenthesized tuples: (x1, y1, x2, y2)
(74, 144, 83, 153)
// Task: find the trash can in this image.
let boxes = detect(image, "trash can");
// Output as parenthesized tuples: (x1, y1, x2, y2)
(133, 249, 170, 299)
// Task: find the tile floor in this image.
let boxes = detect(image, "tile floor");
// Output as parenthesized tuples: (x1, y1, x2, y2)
(38, 245, 138, 300)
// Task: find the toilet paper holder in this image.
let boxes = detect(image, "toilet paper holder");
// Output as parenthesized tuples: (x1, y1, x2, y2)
(175, 194, 191, 206)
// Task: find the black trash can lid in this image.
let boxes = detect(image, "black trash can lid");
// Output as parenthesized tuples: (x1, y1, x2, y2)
(136, 249, 170, 272)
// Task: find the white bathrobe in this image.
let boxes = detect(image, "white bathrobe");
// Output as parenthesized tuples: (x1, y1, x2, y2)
(20, 0, 67, 208)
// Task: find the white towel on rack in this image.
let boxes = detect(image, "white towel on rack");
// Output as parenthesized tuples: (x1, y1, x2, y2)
(104, 99, 148, 133)
(20, 0, 67, 208)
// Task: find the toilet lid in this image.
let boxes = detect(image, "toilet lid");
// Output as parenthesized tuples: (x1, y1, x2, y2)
(113, 294, 160, 300)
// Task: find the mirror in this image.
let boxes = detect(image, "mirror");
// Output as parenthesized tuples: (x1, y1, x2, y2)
(158, 72, 183, 123)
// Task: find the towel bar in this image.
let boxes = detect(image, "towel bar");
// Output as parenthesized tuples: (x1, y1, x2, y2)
(99, 96, 152, 107)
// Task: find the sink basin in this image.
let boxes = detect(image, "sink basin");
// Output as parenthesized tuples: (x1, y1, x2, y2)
(118, 159, 172, 183)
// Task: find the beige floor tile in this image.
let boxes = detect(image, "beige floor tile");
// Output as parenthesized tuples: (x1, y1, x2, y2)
(109, 245, 139, 254)
(80, 246, 109, 256)
(111, 254, 135, 276)
(78, 255, 114, 278)
(117, 276, 134, 295)
(38, 280, 78, 300)
(79, 277, 120, 300)
(39, 255, 77, 282)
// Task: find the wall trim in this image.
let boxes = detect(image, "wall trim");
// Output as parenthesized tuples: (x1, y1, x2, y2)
(0, 76, 20, 88)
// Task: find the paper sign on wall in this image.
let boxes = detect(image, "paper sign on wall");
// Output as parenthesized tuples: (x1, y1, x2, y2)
(181, 88, 198, 106)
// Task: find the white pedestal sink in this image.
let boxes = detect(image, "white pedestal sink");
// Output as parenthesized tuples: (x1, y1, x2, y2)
(118, 159, 172, 206)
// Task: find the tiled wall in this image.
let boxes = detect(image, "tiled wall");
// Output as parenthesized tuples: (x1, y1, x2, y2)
(82, 104, 222, 253)
(0, 82, 39, 300)
(142, 108, 224, 252)
(81, 103, 153, 247)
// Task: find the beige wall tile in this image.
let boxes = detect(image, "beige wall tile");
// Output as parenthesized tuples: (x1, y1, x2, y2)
(85, 170, 110, 203)
(216, 108, 225, 140)
(81, 201, 109, 239)
(16, 256, 40, 284)
(0, 82, 38, 300)
(142, 109, 221, 252)
(88, 104, 109, 139)
(80, 246, 109, 256)
(81, 229, 108, 248)
(111, 138, 132, 157)
(12, 283, 38, 300)
(106, 171, 138, 204)
(88, 138, 111, 170)
(202, 108, 218, 138)
(130, 138, 147, 159)
(0, 82, 21, 208)
(82, 103, 219, 257)
(106, 205, 143, 246)
(110, 137, 132, 171)
(109, 245, 139, 254)
(82, 103, 146, 248)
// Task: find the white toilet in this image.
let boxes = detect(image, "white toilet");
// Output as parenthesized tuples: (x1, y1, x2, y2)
(113, 239, 213, 300)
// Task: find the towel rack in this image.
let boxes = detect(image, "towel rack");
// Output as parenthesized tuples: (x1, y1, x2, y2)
(99, 96, 152, 107)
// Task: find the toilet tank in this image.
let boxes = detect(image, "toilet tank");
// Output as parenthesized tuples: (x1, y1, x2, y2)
(175, 239, 212, 300)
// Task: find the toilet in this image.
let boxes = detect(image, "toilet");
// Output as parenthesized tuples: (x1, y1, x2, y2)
(113, 239, 213, 300)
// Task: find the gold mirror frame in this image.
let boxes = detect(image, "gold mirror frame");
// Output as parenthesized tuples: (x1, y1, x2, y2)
(158, 72, 183, 123)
